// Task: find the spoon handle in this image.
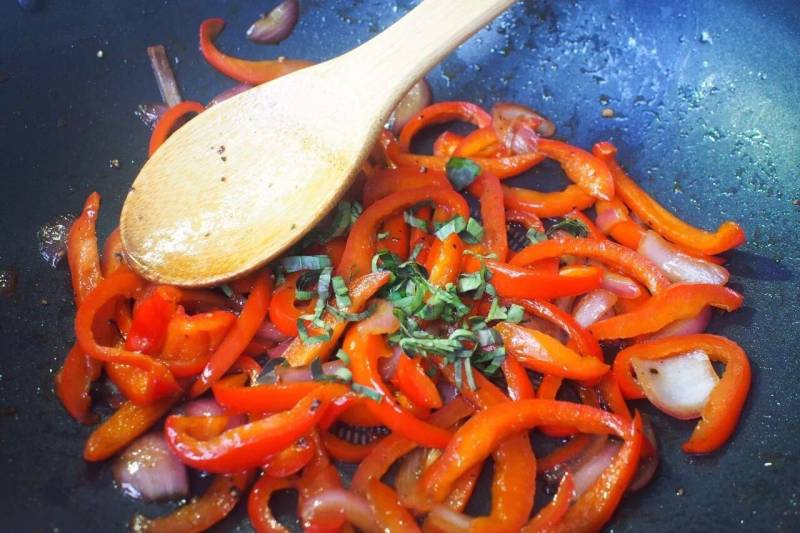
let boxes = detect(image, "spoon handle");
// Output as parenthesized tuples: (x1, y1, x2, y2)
(335, 0, 517, 115)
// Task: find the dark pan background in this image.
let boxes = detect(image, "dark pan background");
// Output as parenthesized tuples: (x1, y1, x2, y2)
(1, 0, 799, 531)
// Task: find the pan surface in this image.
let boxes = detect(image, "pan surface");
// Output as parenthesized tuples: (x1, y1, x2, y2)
(0, 0, 798, 531)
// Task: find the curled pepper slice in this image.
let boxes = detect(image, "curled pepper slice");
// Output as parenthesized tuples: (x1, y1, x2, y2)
(536, 138, 614, 200)
(199, 18, 312, 84)
(495, 322, 609, 381)
(593, 141, 745, 255)
(366, 480, 422, 533)
(398, 101, 492, 151)
(362, 167, 450, 206)
(248, 474, 295, 533)
(614, 334, 750, 453)
(148, 101, 205, 156)
(589, 283, 743, 340)
(503, 184, 596, 218)
(510, 237, 671, 295)
(487, 261, 604, 299)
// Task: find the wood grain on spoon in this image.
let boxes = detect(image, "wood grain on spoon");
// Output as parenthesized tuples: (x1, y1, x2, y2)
(121, 0, 516, 286)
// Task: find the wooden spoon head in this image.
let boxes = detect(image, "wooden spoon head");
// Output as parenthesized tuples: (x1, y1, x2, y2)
(121, 65, 378, 286)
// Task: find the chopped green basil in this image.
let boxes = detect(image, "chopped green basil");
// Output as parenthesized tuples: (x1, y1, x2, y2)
(446, 157, 482, 191)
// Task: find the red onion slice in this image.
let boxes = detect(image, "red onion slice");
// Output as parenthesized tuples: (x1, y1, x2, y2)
(436, 380, 459, 405)
(256, 320, 291, 343)
(646, 307, 712, 340)
(631, 349, 719, 420)
(601, 271, 642, 299)
(246, 0, 299, 44)
(357, 299, 399, 336)
(267, 337, 294, 359)
(491, 102, 555, 154)
(37, 213, 75, 268)
(572, 289, 618, 328)
(427, 505, 472, 533)
(183, 398, 248, 429)
(300, 489, 380, 532)
(638, 230, 729, 285)
(379, 345, 403, 382)
(388, 78, 433, 135)
(207, 83, 253, 107)
(595, 205, 627, 233)
(572, 440, 621, 498)
(276, 360, 343, 383)
(112, 433, 189, 501)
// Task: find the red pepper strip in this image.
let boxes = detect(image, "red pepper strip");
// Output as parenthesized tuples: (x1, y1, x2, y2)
(424, 233, 464, 288)
(350, 397, 474, 494)
(344, 327, 452, 448)
(506, 208, 545, 232)
(398, 101, 492, 151)
(501, 355, 536, 400)
(75, 270, 180, 395)
(510, 237, 671, 295)
(269, 273, 316, 337)
(84, 395, 178, 461)
(420, 399, 631, 502)
(366, 481, 422, 533)
(264, 435, 316, 477)
(101, 226, 125, 276)
(590, 283, 743, 340)
(555, 414, 643, 532)
(199, 18, 312, 84)
(297, 432, 346, 532)
(593, 141, 745, 255)
(382, 130, 545, 179)
(453, 126, 504, 158)
(148, 101, 204, 156)
(433, 131, 463, 157)
(486, 261, 604, 299)
(249, 474, 296, 533)
(378, 213, 410, 259)
(160, 308, 237, 377)
(338, 187, 468, 281)
(283, 271, 391, 367)
(537, 434, 595, 472)
(132, 470, 255, 533)
(362, 167, 451, 206)
(177, 288, 232, 313)
(497, 322, 609, 381)
(508, 298, 603, 359)
(67, 192, 102, 306)
(166, 383, 347, 473)
(536, 138, 614, 200)
(614, 334, 750, 454)
(503, 184, 596, 218)
(599, 373, 633, 419)
(105, 362, 166, 406)
(213, 374, 320, 413)
(189, 273, 272, 397)
(522, 472, 574, 532)
(442, 463, 482, 513)
(308, 236, 347, 271)
(319, 431, 380, 463)
(409, 206, 433, 263)
(55, 344, 99, 424)
(466, 172, 508, 264)
(389, 354, 443, 409)
(566, 209, 604, 240)
(125, 285, 181, 354)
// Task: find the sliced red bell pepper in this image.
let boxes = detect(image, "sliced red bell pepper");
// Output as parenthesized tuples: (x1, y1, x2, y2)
(378, 213, 410, 260)
(84, 395, 178, 461)
(510, 237, 671, 294)
(398, 101, 492, 151)
(486, 261, 604, 299)
(589, 283, 743, 340)
(614, 334, 750, 453)
(282, 271, 391, 367)
(75, 270, 180, 396)
(503, 184, 596, 218)
(297, 432, 346, 531)
(199, 18, 312, 84)
(100, 226, 125, 276)
(536, 434, 594, 473)
(160, 307, 237, 377)
(248, 474, 296, 533)
(362, 167, 450, 206)
(409, 205, 434, 264)
(501, 355, 535, 400)
(54, 343, 99, 424)
(132, 471, 255, 532)
(495, 322, 609, 381)
(389, 353, 443, 410)
(433, 131, 464, 157)
(67, 192, 102, 306)
(213, 374, 321, 413)
(522, 472, 574, 532)
(264, 435, 316, 477)
(337, 187, 468, 281)
(536, 138, 614, 200)
(453, 126, 504, 158)
(105, 362, 166, 406)
(319, 431, 380, 463)
(344, 327, 452, 448)
(466, 172, 508, 264)
(166, 383, 347, 473)
(420, 399, 631, 503)
(125, 285, 181, 355)
(269, 272, 316, 337)
(593, 141, 745, 255)
(506, 208, 545, 232)
(148, 101, 204, 156)
(189, 272, 272, 397)
(425, 233, 465, 288)
(366, 480, 422, 533)
(350, 397, 474, 495)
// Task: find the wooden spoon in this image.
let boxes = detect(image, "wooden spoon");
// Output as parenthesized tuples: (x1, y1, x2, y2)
(121, 0, 515, 286)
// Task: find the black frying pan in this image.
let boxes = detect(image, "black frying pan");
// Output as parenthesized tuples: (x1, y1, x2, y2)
(1, 0, 798, 531)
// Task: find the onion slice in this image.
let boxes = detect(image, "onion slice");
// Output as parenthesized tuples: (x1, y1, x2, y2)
(111, 433, 189, 501)
(276, 360, 343, 383)
(601, 271, 642, 299)
(638, 230, 729, 285)
(491, 102, 556, 154)
(246, 0, 299, 44)
(572, 289, 618, 328)
(572, 439, 621, 498)
(631, 349, 719, 419)
(646, 307, 712, 340)
(256, 320, 291, 343)
(357, 299, 399, 336)
(183, 398, 248, 429)
(300, 489, 380, 532)
(388, 79, 433, 135)
(134, 103, 169, 130)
